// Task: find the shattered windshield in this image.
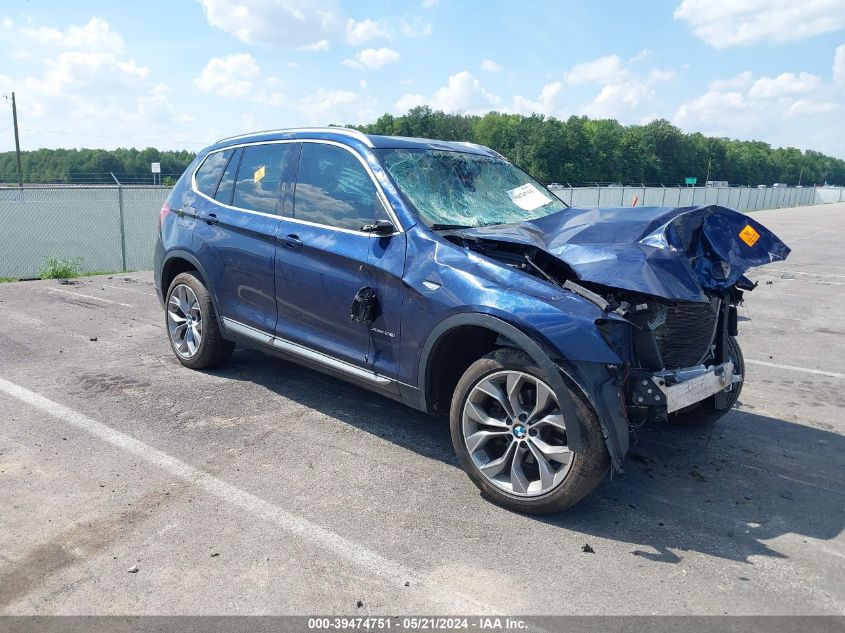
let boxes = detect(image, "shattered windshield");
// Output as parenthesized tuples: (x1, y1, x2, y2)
(377, 148, 567, 227)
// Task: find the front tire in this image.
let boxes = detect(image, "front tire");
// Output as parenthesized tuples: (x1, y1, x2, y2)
(450, 348, 609, 514)
(165, 272, 234, 369)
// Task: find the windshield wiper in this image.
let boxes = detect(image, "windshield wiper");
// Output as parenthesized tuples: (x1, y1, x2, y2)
(429, 223, 473, 231)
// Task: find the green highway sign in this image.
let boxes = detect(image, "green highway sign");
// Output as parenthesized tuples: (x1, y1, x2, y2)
(685, 177, 697, 185)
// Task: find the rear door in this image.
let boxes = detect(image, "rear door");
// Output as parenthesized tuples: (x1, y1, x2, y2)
(274, 141, 406, 377)
(192, 142, 297, 334)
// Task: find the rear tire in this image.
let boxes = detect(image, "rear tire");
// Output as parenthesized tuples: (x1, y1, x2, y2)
(165, 272, 234, 369)
(450, 348, 609, 514)
(669, 336, 744, 427)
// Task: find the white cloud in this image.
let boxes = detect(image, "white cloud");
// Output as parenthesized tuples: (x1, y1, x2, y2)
(394, 71, 500, 113)
(674, 0, 845, 49)
(561, 54, 676, 120)
(565, 55, 630, 84)
(709, 71, 753, 91)
(480, 59, 503, 73)
(194, 53, 260, 97)
(342, 47, 400, 69)
(674, 59, 845, 155)
(511, 82, 565, 116)
(1, 18, 197, 150)
(584, 83, 655, 118)
(297, 88, 376, 124)
(629, 48, 656, 64)
(20, 16, 125, 52)
(345, 18, 391, 45)
(421, 0, 440, 7)
(786, 99, 839, 116)
(748, 72, 822, 99)
(196, 0, 341, 49)
(647, 68, 676, 84)
(399, 15, 432, 37)
(835, 44, 845, 86)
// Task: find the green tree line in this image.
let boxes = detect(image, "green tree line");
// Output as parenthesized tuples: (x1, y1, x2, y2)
(0, 147, 195, 184)
(353, 107, 844, 186)
(2, 108, 843, 186)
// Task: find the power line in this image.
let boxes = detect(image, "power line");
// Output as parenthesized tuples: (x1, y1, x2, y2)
(18, 127, 210, 146)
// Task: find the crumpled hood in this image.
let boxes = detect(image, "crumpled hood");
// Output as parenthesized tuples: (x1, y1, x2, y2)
(457, 205, 791, 302)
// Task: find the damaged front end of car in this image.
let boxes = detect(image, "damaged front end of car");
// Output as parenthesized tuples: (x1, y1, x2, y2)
(442, 204, 790, 460)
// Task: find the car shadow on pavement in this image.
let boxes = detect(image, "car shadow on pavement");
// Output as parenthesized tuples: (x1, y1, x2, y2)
(211, 348, 845, 566)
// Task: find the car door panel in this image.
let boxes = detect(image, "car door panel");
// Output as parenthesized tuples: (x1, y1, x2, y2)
(192, 143, 296, 335)
(274, 141, 406, 381)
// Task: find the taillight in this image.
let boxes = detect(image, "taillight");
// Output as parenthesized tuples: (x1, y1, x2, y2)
(159, 201, 170, 229)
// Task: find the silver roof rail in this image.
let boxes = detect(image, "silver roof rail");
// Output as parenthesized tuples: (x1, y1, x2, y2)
(216, 127, 374, 148)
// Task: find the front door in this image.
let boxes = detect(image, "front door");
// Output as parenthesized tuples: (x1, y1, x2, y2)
(274, 141, 405, 377)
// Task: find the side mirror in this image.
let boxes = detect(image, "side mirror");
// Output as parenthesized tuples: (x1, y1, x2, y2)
(360, 219, 395, 235)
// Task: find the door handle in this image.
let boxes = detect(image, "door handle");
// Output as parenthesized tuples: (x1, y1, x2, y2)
(203, 213, 219, 225)
(279, 233, 303, 248)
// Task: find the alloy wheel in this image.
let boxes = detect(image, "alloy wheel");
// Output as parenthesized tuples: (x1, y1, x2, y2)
(167, 283, 202, 358)
(461, 370, 573, 496)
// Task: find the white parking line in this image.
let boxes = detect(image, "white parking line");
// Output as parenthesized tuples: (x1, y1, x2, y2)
(0, 376, 493, 614)
(46, 286, 133, 308)
(746, 359, 845, 380)
(101, 284, 156, 297)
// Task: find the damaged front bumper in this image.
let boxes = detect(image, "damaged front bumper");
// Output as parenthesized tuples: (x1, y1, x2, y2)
(629, 361, 741, 415)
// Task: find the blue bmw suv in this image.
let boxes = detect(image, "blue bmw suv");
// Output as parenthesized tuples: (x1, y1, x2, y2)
(155, 127, 789, 513)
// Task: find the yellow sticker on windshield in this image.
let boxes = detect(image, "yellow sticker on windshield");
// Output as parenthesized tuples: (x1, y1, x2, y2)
(254, 165, 266, 183)
(739, 224, 760, 247)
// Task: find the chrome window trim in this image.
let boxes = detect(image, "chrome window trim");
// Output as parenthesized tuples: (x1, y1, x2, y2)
(216, 127, 374, 148)
(191, 138, 403, 235)
(222, 317, 393, 387)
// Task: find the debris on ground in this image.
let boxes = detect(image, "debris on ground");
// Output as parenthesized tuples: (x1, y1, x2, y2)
(127, 565, 139, 573)
(404, 581, 410, 587)
(210, 552, 220, 557)
(628, 452, 656, 465)
(582, 543, 595, 554)
(690, 469, 708, 482)
(781, 491, 794, 500)
(356, 600, 364, 608)
(89, 337, 98, 342)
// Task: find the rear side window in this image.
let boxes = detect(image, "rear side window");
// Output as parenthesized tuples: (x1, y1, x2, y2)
(194, 149, 234, 197)
(214, 149, 241, 206)
(294, 143, 388, 231)
(232, 144, 295, 214)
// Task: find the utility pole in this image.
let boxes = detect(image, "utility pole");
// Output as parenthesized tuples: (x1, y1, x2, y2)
(798, 166, 804, 187)
(705, 156, 712, 185)
(2, 92, 23, 187)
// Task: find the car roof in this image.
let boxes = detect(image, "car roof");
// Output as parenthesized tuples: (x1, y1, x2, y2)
(209, 127, 502, 158)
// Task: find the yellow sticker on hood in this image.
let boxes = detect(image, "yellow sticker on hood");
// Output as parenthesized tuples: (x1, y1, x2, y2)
(739, 224, 760, 247)
(254, 165, 266, 183)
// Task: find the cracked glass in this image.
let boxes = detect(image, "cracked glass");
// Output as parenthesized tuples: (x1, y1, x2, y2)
(378, 148, 566, 227)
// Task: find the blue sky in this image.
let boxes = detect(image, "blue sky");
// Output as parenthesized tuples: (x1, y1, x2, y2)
(1, 0, 844, 156)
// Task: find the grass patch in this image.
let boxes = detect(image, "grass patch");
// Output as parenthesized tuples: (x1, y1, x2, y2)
(39, 257, 83, 280)
(0, 277, 17, 283)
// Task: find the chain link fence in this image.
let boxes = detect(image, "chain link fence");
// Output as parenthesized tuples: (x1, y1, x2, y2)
(0, 183, 843, 280)
(0, 186, 169, 279)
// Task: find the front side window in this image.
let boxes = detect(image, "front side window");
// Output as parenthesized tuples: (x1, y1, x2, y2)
(377, 148, 567, 228)
(293, 143, 388, 231)
(232, 144, 295, 214)
(194, 149, 234, 198)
